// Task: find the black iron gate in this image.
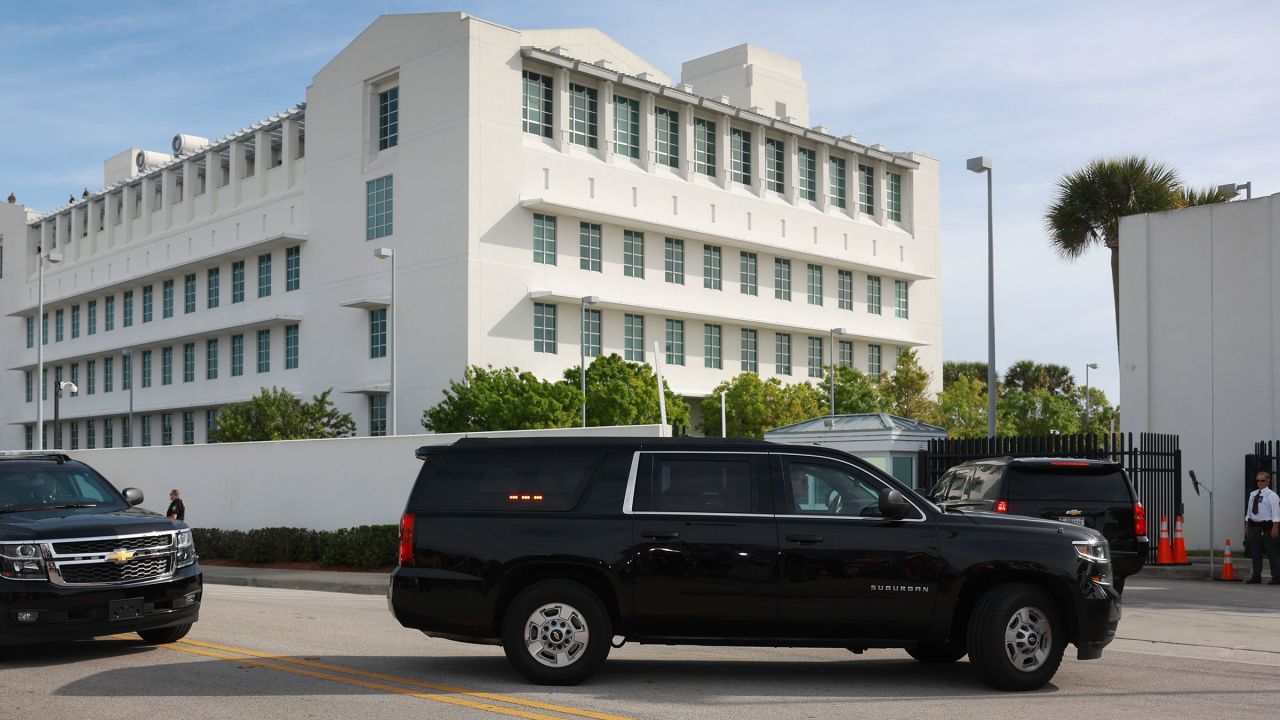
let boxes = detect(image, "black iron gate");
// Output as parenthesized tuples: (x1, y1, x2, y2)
(917, 433, 1181, 563)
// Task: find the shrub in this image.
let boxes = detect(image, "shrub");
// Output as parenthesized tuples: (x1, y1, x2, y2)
(190, 525, 396, 568)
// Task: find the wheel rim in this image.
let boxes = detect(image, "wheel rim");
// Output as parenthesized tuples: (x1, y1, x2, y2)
(1003, 605, 1052, 672)
(523, 602, 590, 669)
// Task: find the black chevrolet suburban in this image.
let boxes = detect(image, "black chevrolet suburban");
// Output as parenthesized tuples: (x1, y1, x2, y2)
(0, 452, 201, 649)
(388, 438, 1120, 691)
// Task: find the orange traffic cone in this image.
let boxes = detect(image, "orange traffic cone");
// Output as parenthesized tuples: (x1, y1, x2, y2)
(1172, 515, 1188, 564)
(1156, 514, 1173, 564)
(1218, 538, 1237, 581)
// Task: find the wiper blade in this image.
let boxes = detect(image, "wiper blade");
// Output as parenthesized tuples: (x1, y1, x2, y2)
(0, 503, 99, 513)
(46, 503, 99, 509)
(0, 506, 45, 514)
(942, 501, 988, 511)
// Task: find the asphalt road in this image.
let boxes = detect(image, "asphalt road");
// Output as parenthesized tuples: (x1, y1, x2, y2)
(4, 578, 1279, 720)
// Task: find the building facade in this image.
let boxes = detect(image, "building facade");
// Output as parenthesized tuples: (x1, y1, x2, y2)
(0, 12, 941, 450)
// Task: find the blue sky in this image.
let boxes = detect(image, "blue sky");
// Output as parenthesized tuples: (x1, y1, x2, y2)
(4, 1, 1278, 404)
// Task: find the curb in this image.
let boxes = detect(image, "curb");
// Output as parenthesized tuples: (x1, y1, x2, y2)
(201, 565, 388, 596)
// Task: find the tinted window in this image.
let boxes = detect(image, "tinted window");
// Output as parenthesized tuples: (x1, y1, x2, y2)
(411, 452, 602, 512)
(0, 461, 127, 512)
(943, 468, 974, 501)
(784, 458, 903, 518)
(1005, 466, 1132, 502)
(634, 455, 755, 514)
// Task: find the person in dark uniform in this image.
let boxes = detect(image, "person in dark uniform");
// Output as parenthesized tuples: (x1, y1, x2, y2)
(1244, 471, 1280, 584)
(166, 489, 186, 521)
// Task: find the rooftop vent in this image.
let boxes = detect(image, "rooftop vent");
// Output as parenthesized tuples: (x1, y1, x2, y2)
(811, 124, 829, 135)
(842, 134, 859, 144)
(172, 134, 210, 157)
(135, 150, 172, 173)
(676, 82, 694, 93)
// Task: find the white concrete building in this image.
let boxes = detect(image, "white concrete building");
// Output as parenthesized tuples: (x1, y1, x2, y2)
(1120, 193, 1280, 549)
(0, 12, 941, 450)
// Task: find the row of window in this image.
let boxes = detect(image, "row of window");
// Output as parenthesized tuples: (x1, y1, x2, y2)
(25, 246, 302, 349)
(532, 303, 894, 377)
(531, 214, 910, 317)
(24, 409, 219, 450)
(522, 69, 904, 221)
(24, 325, 300, 403)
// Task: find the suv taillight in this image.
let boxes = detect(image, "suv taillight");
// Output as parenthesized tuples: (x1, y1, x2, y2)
(398, 512, 415, 566)
(1133, 501, 1146, 536)
(993, 500, 1008, 513)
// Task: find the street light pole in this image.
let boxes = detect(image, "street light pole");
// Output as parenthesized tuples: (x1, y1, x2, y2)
(967, 156, 997, 437)
(1084, 362, 1098, 432)
(829, 327, 846, 422)
(579, 296, 600, 428)
(34, 249, 63, 450)
(374, 248, 396, 435)
(54, 381, 77, 449)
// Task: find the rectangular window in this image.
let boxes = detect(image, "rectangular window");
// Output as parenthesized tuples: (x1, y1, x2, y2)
(104, 418, 113, 449)
(665, 319, 685, 366)
(775, 258, 792, 300)
(141, 350, 152, 388)
(704, 324, 722, 369)
(867, 275, 882, 315)
(285, 324, 299, 369)
(232, 261, 245, 303)
(121, 355, 130, 391)
(378, 86, 399, 150)
(105, 356, 114, 393)
(56, 309, 64, 341)
(703, 245, 722, 290)
(808, 337, 824, 379)
(612, 95, 640, 158)
(70, 422, 79, 450)
(534, 303, 557, 353)
(579, 222, 601, 272)
(183, 343, 195, 382)
(741, 329, 758, 372)
(183, 411, 195, 445)
(161, 414, 173, 446)
(568, 83, 598, 149)
(162, 279, 174, 318)
(87, 420, 95, 449)
(258, 253, 272, 298)
(858, 163, 875, 215)
(105, 295, 115, 331)
(868, 344, 882, 378)
(693, 118, 716, 176)
(207, 410, 219, 443)
(286, 246, 300, 291)
(142, 286, 153, 323)
(26, 316, 33, 348)
(839, 340, 854, 368)
(624, 230, 645, 278)
(765, 138, 785, 192)
(70, 364, 79, 393)
(42, 368, 47, 400)
(370, 308, 387, 358)
(124, 416, 133, 448)
(797, 147, 817, 200)
(370, 395, 387, 437)
(775, 333, 792, 375)
(206, 339, 219, 379)
(582, 308, 601, 358)
(624, 314, 645, 362)
(162, 346, 173, 385)
(257, 329, 271, 372)
(183, 273, 196, 313)
(42, 313, 48, 344)
(231, 334, 244, 376)
(830, 156, 848, 208)
(730, 128, 752, 185)
(25, 370, 32, 403)
(888, 172, 903, 222)
(207, 267, 221, 308)
(522, 70, 553, 138)
(664, 238, 684, 284)
(740, 252, 758, 296)
(895, 279, 910, 319)
(838, 270, 853, 310)
(807, 264, 823, 306)
(87, 360, 96, 395)
(71, 305, 80, 338)
(533, 213, 557, 265)
(25, 426, 32, 451)
(654, 107, 679, 168)
(366, 175, 394, 240)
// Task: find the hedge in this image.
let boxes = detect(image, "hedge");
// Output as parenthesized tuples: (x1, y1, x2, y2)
(192, 525, 397, 569)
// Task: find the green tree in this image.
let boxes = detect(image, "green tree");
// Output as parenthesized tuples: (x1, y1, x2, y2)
(1076, 386, 1119, 436)
(562, 354, 691, 430)
(827, 365, 887, 414)
(1180, 186, 1234, 206)
(700, 373, 824, 439)
(422, 365, 579, 432)
(1003, 360, 1075, 396)
(998, 389, 1079, 436)
(211, 387, 356, 442)
(927, 375, 989, 438)
(943, 360, 989, 390)
(878, 348, 934, 420)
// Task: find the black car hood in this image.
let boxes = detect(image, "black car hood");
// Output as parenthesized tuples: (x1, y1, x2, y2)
(958, 509, 1104, 542)
(0, 506, 177, 542)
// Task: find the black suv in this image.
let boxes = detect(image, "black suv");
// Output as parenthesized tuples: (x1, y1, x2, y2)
(388, 438, 1120, 691)
(0, 452, 201, 649)
(928, 457, 1147, 591)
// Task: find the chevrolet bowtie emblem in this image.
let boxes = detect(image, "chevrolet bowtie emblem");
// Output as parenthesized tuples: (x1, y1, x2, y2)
(106, 549, 136, 564)
(1064, 509, 1083, 516)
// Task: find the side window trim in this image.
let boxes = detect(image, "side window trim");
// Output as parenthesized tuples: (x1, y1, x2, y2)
(775, 452, 927, 522)
(622, 450, 772, 517)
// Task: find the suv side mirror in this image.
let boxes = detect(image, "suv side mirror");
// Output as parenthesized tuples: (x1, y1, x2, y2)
(122, 488, 144, 507)
(879, 489, 912, 520)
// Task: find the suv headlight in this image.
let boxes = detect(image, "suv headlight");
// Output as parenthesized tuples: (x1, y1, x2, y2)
(175, 530, 196, 569)
(0, 542, 48, 580)
(1073, 539, 1112, 585)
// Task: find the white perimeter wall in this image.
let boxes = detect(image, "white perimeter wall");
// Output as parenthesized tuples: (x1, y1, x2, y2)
(1120, 194, 1280, 549)
(66, 425, 667, 531)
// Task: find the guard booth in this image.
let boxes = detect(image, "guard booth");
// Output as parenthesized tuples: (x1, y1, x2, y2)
(764, 414, 946, 489)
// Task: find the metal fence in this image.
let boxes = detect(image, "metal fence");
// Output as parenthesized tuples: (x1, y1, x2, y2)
(917, 433, 1181, 563)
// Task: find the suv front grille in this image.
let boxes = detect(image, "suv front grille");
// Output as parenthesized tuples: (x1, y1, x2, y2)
(54, 535, 172, 555)
(59, 556, 172, 584)
(41, 531, 183, 587)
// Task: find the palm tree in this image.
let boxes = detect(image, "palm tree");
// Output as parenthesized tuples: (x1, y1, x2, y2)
(1180, 186, 1234, 206)
(1045, 156, 1184, 344)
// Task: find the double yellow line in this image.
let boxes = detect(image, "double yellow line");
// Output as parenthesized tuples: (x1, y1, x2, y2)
(112, 635, 632, 720)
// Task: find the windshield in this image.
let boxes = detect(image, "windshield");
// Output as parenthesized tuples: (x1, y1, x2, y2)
(1005, 466, 1132, 502)
(0, 461, 128, 513)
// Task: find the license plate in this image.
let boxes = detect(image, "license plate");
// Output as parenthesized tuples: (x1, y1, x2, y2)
(109, 598, 145, 621)
(1059, 517, 1086, 526)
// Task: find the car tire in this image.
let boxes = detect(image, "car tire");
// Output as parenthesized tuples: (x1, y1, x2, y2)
(906, 642, 967, 664)
(137, 623, 192, 645)
(501, 580, 611, 685)
(966, 583, 1064, 691)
